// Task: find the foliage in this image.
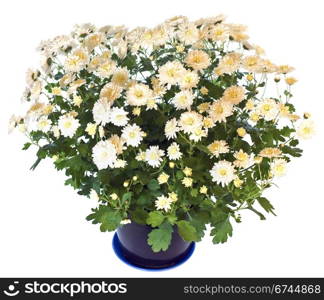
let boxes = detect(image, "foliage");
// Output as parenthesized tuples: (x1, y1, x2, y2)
(11, 15, 313, 252)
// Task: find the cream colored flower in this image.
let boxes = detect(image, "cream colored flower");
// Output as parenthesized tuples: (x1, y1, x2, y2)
(155, 195, 172, 212)
(257, 98, 279, 121)
(189, 127, 208, 142)
(179, 70, 199, 89)
(168, 192, 178, 202)
(108, 135, 125, 155)
(85, 123, 97, 138)
(285, 77, 297, 86)
(270, 158, 287, 177)
(92, 140, 117, 170)
(37, 117, 52, 132)
(100, 82, 122, 104)
(158, 61, 185, 85)
(167, 142, 182, 160)
(92, 98, 111, 125)
(259, 147, 282, 158)
(177, 22, 200, 45)
(237, 127, 246, 137)
(297, 119, 315, 139)
(207, 140, 229, 157)
(122, 124, 145, 147)
(171, 90, 194, 110)
(208, 100, 233, 123)
(223, 86, 245, 105)
(114, 159, 127, 168)
(233, 149, 250, 168)
(215, 52, 241, 75)
(58, 115, 80, 138)
(158, 172, 170, 184)
(199, 185, 208, 194)
(183, 167, 192, 176)
(242, 55, 262, 72)
(210, 160, 236, 186)
(145, 146, 165, 167)
(96, 59, 117, 77)
(209, 24, 229, 41)
(179, 111, 203, 134)
(126, 83, 153, 106)
(165, 118, 180, 139)
(182, 177, 193, 187)
(73, 95, 83, 107)
(185, 50, 211, 71)
(110, 107, 129, 127)
(112, 67, 129, 87)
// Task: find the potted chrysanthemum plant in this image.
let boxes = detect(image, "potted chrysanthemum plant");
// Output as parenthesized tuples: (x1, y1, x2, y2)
(10, 15, 314, 269)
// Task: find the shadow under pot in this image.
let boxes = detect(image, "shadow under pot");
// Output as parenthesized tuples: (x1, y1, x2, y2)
(114, 221, 195, 269)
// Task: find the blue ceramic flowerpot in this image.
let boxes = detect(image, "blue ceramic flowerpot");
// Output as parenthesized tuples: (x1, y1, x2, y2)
(114, 222, 195, 269)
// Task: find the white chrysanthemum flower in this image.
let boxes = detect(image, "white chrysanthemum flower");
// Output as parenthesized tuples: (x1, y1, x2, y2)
(99, 82, 122, 104)
(165, 118, 180, 139)
(30, 81, 42, 101)
(210, 160, 236, 186)
(257, 98, 279, 121)
(111, 67, 129, 87)
(96, 59, 117, 78)
(64, 48, 89, 73)
(135, 150, 146, 161)
(270, 158, 287, 177)
(121, 124, 144, 147)
(179, 70, 199, 89)
(297, 119, 315, 139)
(37, 116, 52, 132)
(171, 90, 194, 110)
(92, 99, 111, 125)
(179, 111, 203, 134)
(52, 125, 60, 138)
(110, 107, 129, 127)
(207, 140, 229, 157)
(189, 127, 208, 142)
(113, 159, 127, 168)
(233, 149, 250, 168)
(185, 50, 211, 71)
(92, 140, 117, 170)
(167, 142, 183, 160)
(177, 22, 200, 45)
(158, 61, 185, 85)
(90, 189, 99, 201)
(208, 100, 233, 123)
(157, 172, 169, 184)
(58, 115, 80, 138)
(85, 123, 97, 138)
(126, 83, 153, 106)
(145, 146, 165, 167)
(155, 195, 172, 212)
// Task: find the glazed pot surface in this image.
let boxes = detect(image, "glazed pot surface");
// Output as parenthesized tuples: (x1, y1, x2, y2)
(116, 221, 193, 269)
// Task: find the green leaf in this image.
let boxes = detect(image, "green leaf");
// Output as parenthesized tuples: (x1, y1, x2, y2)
(130, 208, 148, 225)
(176, 171, 184, 180)
(86, 205, 122, 232)
(22, 142, 32, 150)
(257, 197, 276, 216)
(177, 220, 199, 242)
(190, 189, 198, 198)
(147, 179, 160, 191)
(147, 222, 173, 252)
(210, 216, 233, 244)
(146, 211, 165, 227)
(122, 192, 133, 203)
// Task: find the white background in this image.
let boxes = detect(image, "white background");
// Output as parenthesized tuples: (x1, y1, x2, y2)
(1, 0, 323, 277)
